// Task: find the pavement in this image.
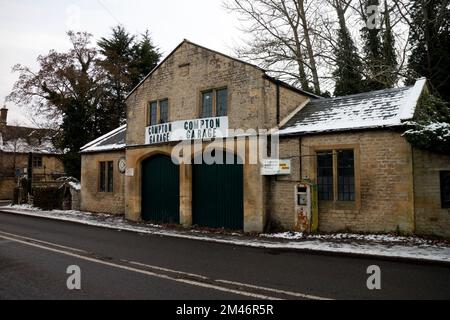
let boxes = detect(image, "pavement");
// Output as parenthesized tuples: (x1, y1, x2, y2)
(0, 211, 449, 300)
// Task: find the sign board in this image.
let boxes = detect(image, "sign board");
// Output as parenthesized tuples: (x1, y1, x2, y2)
(145, 116, 229, 145)
(125, 168, 135, 177)
(261, 159, 292, 176)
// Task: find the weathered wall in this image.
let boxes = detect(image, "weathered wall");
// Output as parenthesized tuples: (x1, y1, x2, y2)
(80, 151, 125, 215)
(0, 177, 15, 200)
(266, 137, 301, 229)
(0, 152, 64, 198)
(268, 130, 416, 234)
(127, 42, 266, 146)
(413, 149, 450, 238)
(263, 81, 309, 129)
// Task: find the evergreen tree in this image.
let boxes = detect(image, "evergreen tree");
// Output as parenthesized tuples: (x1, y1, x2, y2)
(361, 0, 384, 91)
(406, 0, 450, 102)
(361, 0, 398, 90)
(333, 26, 365, 96)
(98, 26, 161, 131)
(380, 0, 397, 88)
(130, 31, 161, 87)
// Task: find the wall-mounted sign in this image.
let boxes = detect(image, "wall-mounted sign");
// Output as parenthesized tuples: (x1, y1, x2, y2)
(118, 158, 126, 174)
(261, 159, 292, 176)
(145, 116, 229, 145)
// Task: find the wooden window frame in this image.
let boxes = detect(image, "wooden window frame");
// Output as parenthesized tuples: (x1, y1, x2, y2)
(312, 145, 361, 210)
(199, 87, 228, 118)
(99, 161, 114, 193)
(148, 99, 169, 126)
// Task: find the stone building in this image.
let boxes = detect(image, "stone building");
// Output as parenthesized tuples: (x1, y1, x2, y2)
(0, 107, 66, 200)
(80, 40, 450, 238)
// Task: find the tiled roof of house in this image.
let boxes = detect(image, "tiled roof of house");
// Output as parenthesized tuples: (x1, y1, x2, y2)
(278, 78, 427, 136)
(80, 125, 126, 153)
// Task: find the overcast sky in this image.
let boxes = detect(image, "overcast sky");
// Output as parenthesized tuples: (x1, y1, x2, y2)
(0, 0, 243, 123)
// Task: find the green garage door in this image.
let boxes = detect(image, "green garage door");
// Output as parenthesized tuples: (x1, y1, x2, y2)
(141, 155, 180, 224)
(193, 153, 244, 230)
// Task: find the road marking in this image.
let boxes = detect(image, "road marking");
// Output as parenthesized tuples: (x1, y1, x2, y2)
(0, 230, 88, 254)
(216, 279, 332, 300)
(0, 233, 279, 300)
(126, 260, 209, 280)
(0, 230, 332, 300)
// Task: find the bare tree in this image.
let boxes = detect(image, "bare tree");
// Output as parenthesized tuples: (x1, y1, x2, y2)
(225, 0, 327, 94)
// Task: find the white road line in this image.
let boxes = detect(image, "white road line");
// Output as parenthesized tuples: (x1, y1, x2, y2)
(216, 280, 332, 301)
(126, 260, 209, 280)
(0, 233, 279, 300)
(0, 230, 88, 254)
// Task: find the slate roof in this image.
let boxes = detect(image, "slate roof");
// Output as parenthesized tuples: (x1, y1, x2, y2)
(80, 125, 126, 153)
(278, 78, 427, 136)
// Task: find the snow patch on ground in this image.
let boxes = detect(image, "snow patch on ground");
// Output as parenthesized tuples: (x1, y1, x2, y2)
(3, 205, 450, 264)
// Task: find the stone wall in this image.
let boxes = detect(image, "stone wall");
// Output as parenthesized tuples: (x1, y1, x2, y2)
(268, 130, 416, 234)
(413, 149, 450, 238)
(80, 151, 125, 215)
(0, 177, 16, 200)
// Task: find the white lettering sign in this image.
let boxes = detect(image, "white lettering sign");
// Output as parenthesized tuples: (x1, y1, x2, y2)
(145, 117, 229, 145)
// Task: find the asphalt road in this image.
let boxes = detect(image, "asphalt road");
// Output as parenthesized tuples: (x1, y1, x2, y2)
(0, 211, 449, 300)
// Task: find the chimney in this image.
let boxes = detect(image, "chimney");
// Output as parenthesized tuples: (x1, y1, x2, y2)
(0, 106, 7, 128)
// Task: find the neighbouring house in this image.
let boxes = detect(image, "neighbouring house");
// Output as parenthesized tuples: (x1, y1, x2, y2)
(0, 107, 65, 200)
(80, 40, 450, 238)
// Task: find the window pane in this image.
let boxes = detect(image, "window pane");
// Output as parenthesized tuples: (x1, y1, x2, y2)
(150, 101, 158, 126)
(441, 171, 450, 208)
(160, 100, 169, 124)
(107, 161, 114, 193)
(33, 155, 43, 168)
(317, 152, 333, 201)
(216, 88, 228, 117)
(99, 162, 106, 192)
(338, 150, 355, 201)
(201, 91, 213, 118)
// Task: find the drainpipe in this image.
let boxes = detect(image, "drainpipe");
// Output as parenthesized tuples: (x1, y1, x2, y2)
(276, 84, 280, 125)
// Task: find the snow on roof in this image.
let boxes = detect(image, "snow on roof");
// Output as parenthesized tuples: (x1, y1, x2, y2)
(278, 78, 427, 136)
(0, 136, 61, 154)
(81, 125, 126, 153)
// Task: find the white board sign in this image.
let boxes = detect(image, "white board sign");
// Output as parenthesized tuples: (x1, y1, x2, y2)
(145, 116, 229, 145)
(261, 159, 292, 176)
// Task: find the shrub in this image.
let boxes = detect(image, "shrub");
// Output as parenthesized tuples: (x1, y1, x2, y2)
(32, 186, 64, 210)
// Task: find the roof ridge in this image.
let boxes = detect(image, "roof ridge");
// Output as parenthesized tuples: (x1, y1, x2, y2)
(320, 85, 413, 102)
(80, 124, 126, 151)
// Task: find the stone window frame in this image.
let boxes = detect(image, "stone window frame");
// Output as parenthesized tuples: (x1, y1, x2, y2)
(98, 160, 114, 193)
(147, 98, 170, 126)
(198, 86, 229, 119)
(311, 144, 361, 211)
